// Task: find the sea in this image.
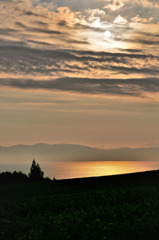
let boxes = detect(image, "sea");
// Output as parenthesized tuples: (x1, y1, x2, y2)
(0, 161, 159, 180)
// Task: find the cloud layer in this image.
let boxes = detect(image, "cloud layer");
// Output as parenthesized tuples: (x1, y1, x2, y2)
(0, 0, 159, 98)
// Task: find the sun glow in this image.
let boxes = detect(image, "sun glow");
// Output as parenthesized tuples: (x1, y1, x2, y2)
(104, 30, 111, 38)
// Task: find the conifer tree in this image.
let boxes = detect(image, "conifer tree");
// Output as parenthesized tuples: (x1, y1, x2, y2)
(29, 159, 44, 181)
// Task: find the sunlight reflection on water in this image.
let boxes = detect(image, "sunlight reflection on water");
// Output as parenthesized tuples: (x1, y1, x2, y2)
(1, 161, 159, 180)
(40, 161, 159, 179)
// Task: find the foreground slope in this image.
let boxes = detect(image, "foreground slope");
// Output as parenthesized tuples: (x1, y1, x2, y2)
(0, 170, 159, 240)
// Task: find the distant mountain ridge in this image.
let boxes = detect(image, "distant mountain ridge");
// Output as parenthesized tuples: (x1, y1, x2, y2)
(0, 143, 101, 155)
(0, 143, 104, 163)
(0, 143, 159, 164)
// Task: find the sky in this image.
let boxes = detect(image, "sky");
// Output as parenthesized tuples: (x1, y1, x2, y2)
(0, 0, 159, 149)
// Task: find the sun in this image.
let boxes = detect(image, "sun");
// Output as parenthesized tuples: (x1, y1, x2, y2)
(104, 30, 111, 38)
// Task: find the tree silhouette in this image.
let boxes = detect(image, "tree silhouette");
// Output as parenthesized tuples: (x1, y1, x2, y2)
(28, 159, 44, 181)
(0, 171, 28, 184)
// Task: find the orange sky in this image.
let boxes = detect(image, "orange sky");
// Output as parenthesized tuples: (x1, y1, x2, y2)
(0, 0, 159, 148)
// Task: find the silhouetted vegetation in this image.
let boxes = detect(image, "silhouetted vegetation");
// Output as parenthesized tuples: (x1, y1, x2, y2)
(0, 160, 45, 184)
(0, 170, 159, 240)
(0, 171, 28, 184)
(28, 159, 44, 181)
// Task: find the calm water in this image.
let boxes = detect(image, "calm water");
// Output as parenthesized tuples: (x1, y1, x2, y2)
(1, 161, 159, 179)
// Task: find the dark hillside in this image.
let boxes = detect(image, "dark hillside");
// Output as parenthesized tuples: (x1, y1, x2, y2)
(0, 170, 159, 240)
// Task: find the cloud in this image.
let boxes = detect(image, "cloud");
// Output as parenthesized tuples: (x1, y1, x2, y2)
(0, 45, 157, 79)
(1, 77, 159, 97)
(0, 0, 158, 100)
(148, 0, 159, 4)
(0, 0, 90, 49)
(113, 15, 128, 24)
(15, 22, 62, 35)
(103, 0, 159, 23)
(86, 8, 106, 17)
(131, 15, 154, 23)
(117, 37, 159, 45)
(104, 0, 125, 12)
(0, 0, 158, 53)
(35, 0, 105, 12)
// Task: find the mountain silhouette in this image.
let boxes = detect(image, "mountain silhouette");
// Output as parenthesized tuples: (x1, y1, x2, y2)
(1, 143, 159, 164)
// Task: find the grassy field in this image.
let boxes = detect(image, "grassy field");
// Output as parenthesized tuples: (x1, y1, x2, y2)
(0, 170, 159, 240)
